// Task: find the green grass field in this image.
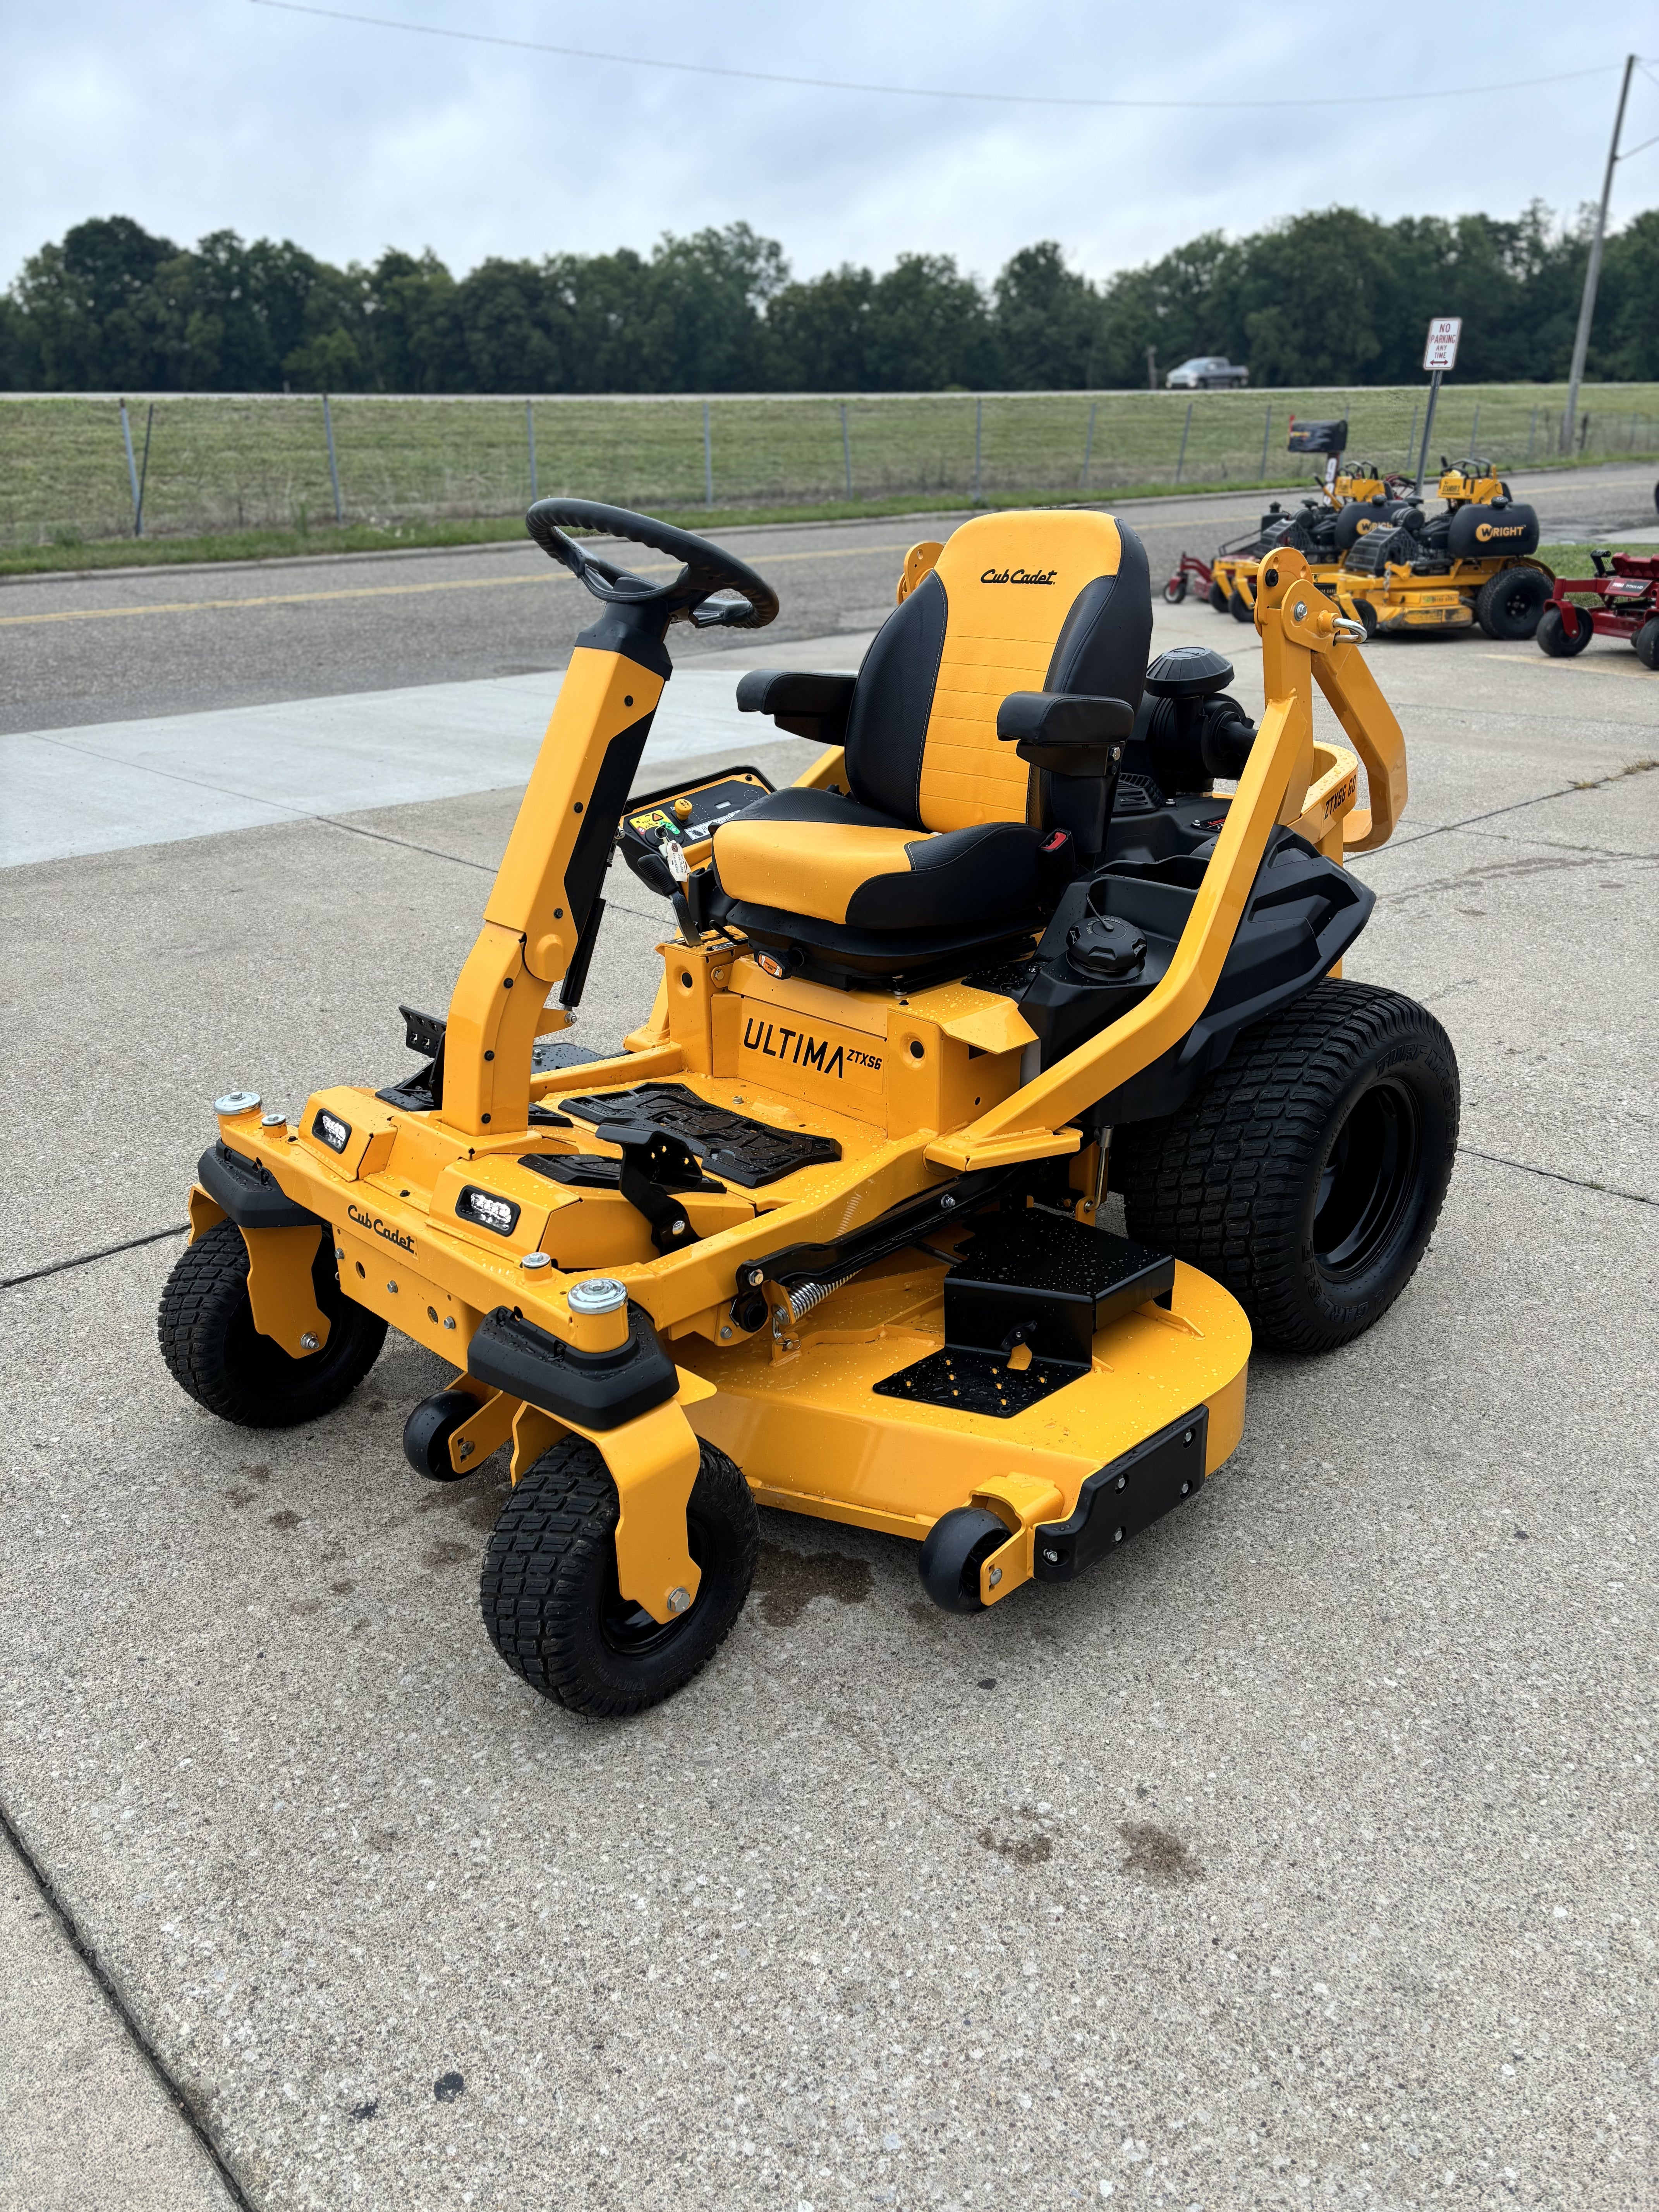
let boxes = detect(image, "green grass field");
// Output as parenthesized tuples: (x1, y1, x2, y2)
(2, 383, 1655, 566)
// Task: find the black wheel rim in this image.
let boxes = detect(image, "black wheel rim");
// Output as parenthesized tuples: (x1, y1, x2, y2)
(598, 1506, 710, 1657)
(1312, 1077, 1422, 1281)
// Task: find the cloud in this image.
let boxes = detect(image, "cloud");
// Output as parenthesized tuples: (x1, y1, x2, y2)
(3, 1, 1645, 285)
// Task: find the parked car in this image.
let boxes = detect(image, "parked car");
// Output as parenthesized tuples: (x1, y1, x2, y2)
(1166, 356, 1249, 390)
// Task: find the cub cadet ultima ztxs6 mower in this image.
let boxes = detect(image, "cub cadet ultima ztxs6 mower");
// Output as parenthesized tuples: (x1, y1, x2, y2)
(160, 500, 1458, 1718)
(1334, 458, 1551, 640)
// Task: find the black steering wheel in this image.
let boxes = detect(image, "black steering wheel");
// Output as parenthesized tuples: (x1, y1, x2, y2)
(526, 498, 779, 632)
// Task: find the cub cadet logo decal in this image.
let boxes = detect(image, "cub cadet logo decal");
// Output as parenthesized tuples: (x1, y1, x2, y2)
(347, 1202, 416, 1253)
(981, 567, 1057, 586)
(1474, 521, 1527, 541)
(742, 1016, 881, 1079)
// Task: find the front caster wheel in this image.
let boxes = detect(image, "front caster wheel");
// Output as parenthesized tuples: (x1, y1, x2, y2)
(919, 1507, 1009, 1614)
(1536, 605, 1592, 658)
(404, 1390, 484, 1480)
(157, 1220, 387, 1427)
(480, 1437, 758, 1717)
(1115, 981, 1460, 1353)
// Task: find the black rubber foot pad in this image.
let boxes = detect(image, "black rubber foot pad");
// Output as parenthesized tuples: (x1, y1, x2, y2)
(872, 1345, 1083, 1419)
(559, 1082, 841, 1188)
(519, 1153, 622, 1189)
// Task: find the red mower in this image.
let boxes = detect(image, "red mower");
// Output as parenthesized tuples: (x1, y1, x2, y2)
(1535, 551, 1659, 669)
(1162, 551, 1214, 605)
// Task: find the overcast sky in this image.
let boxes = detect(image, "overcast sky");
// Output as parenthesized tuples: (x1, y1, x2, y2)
(5, 3, 1655, 287)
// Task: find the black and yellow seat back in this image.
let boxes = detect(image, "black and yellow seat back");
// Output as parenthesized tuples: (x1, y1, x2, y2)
(710, 509, 1151, 974)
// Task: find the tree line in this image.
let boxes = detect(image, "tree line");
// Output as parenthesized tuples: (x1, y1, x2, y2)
(2, 202, 1654, 395)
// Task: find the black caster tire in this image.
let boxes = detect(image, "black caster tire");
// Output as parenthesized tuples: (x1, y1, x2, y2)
(1475, 565, 1550, 640)
(918, 1507, 1009, 1614)
(1230, 587, 1255, 623)
(1114, 980, 1460, 1354)
(1353, 597, 1380, 641)
(157, 1219, 387, 1428)
(1634, 617, 1659, 672)
(1163, 577, 1188, 605)
(1207, 581, 1228, 615)
(404, 1390, 484, 1480)
(480, 1436, 758, 1717)
(1535, 606, 1592, 658)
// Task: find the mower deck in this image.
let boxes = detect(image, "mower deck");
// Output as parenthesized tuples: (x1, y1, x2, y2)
(197, 1031, 1250, 1615)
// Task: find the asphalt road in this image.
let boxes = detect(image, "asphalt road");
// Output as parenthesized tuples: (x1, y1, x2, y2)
(2, 462, 1655, 735)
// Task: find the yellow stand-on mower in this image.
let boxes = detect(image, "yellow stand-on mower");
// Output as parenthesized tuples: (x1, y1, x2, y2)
(160, 501, 1457, 1717)
(1334, 459, 1552, 639)
(1201, 418, 1407, 622)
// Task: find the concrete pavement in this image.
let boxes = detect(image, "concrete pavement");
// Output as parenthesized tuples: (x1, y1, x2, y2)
(0, 541, 1655, 2211)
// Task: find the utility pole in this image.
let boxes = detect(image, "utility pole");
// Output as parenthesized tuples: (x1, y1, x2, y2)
(1561, 53, 1636, 455)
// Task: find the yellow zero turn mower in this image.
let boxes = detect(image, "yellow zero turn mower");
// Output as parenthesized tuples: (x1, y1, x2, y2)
(159, 500, 1458, 1717)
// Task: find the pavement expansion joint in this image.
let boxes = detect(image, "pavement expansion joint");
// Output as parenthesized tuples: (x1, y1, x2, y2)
(2, 1223, 188, 1292)
(0, 1796, 258, 2212)
(317, 814, 496, 872)
(1458, 1147, 1656, 1209)
(1383, 759, 1658, 852)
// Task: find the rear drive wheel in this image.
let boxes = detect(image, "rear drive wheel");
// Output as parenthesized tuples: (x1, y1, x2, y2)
(919, 1508, 1009, 1614)
(1475, 565, 1550, 640)
(1114, 981, 1459, 1353)
(1634, 617, 1659, 671)
(1207, 580, 1228, 615)
(158, 1219, 387, 1427)
(480, 1437, 758, 1716)
(1536, 605, 1593, 658)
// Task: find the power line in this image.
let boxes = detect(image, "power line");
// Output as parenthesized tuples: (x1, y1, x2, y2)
(247, 1, 1631, 114)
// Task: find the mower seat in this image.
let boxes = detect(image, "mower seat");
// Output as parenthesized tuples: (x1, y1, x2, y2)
(710, 510, 1152, 977)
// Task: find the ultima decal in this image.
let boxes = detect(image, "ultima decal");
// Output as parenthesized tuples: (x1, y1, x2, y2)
(348, 1202, 416, 1253)
(981, 567, 1058, 586)
(742, 1017, 880, 1080)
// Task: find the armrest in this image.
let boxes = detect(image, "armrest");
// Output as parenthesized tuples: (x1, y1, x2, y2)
(996, 691, 1136, 766)
(735, 670, 859, 745)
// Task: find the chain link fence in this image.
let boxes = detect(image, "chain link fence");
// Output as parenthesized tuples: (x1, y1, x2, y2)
(3, 384, 1656, 550)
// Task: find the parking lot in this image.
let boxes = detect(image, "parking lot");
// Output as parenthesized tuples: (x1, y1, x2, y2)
(2, 474, 1656, 2210)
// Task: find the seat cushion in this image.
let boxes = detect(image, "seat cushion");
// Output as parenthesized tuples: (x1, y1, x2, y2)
(711, 786, 1047, 931)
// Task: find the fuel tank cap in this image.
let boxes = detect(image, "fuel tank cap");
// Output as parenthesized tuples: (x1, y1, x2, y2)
(1144, 645, 1235, 700)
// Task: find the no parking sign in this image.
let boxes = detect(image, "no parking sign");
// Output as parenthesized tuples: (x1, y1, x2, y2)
(1423, 318, 1462, 372)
